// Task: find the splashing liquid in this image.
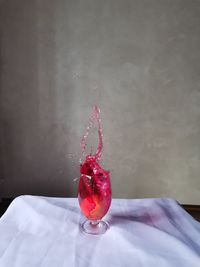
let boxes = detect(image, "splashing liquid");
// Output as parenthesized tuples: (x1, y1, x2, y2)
(78, 106, 112, 221)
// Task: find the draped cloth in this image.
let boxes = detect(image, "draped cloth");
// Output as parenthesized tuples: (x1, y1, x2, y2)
(0, 195, 199, 266)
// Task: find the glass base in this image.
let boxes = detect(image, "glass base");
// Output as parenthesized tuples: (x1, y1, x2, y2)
(81, 220, 109, 235)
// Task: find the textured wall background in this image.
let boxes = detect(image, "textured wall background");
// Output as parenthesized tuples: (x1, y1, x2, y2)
(0, 0, 200, 203)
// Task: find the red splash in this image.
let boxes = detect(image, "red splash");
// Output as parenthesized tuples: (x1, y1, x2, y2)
(78, 106, 112, 221)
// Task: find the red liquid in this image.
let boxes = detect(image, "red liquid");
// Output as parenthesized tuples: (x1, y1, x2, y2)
(78, 155, 112, 221)
(78, 106, 112, 221)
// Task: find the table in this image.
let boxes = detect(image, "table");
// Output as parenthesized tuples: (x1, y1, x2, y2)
(0, 196, 199, 266)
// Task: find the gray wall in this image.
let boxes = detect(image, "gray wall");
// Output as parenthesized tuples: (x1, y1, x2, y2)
(0, 0, 200, 204)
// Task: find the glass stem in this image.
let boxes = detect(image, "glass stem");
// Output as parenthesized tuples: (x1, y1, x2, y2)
(90, 220, 100, 226)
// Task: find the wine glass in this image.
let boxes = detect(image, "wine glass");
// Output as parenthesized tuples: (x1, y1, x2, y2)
(78, 155, 112, 235)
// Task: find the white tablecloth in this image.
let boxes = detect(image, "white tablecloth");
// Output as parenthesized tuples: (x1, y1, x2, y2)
(0, 196, 199, 267)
